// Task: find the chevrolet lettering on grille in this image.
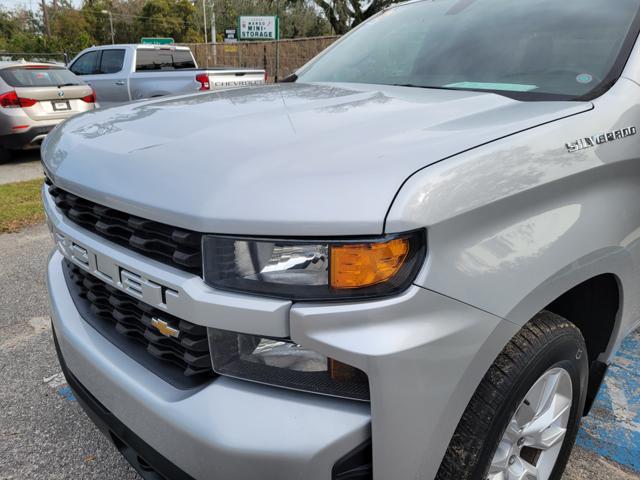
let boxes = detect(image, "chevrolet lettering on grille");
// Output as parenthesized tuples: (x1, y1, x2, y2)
(52, 228, 179, 310)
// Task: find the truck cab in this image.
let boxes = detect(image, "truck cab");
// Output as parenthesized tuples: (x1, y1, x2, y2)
(69, 44, 265, 107)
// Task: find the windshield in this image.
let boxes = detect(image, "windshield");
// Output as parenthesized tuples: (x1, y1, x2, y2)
(297, 0, 640, 100)
(0, 66, 82, 87)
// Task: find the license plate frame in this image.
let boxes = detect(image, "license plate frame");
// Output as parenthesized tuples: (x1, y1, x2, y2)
(52, 100, 71, 111)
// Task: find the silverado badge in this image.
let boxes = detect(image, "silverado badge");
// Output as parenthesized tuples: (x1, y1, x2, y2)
(566, 126, 637, 153)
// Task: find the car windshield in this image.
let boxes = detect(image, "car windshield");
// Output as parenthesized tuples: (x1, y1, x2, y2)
(0, 66, 82, 87)
(297, 0, 640, 100)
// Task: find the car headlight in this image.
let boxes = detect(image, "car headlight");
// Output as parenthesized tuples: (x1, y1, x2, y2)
(202, 230, 426, 300)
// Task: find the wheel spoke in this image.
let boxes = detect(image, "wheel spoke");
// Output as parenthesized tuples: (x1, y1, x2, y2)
(521, 389, 572, 450)
(488, 472, 507, 480)
(505, 418, 523, 441)
(516, 372, 561, 426)
(488, 368, 573, 480)
(519, 459, 539, 480)
(491, 441, 512, 470)
(487, 472, 507, 480)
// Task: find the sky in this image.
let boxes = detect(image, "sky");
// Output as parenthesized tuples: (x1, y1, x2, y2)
(0, 0, 81, 11)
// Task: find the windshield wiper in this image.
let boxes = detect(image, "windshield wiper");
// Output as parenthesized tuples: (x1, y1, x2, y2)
(280, 73, 298, 83)
(389, 83, 517, 99)
(390, 83, 460, 91)
(57, 83, 79, 87)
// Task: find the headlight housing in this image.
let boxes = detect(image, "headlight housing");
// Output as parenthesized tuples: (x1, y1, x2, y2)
(208, 329, 370, 401)
(202, 230, 426, 300)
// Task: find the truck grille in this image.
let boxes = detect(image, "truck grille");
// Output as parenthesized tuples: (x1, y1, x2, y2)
(64, 260, 214, 389)
(47, 180, 203, 275)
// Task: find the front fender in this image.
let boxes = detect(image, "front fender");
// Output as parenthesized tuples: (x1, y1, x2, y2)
(291, 287, 520, 480)
(385, 79, 640, 361)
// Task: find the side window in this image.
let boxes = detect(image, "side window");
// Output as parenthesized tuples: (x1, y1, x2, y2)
(173, 51, 196, 69)
(70, 51, 99, 75)
(136, 50, 172, 71)
(135, 49, 196, 71)
(99, 49, 125, 74)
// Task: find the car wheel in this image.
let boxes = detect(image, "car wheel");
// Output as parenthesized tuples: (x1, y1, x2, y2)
(436, 311, 589, 480)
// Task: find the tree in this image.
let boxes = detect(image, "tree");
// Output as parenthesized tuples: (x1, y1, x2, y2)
(137, 0, 200, 42)
(283, 0, 329, 38)
(313, 0, 398, 34)
(0, 0, 331, 58)
(0, 7, 48, 54)
(82, 0, 118, 46)
(48, 0, 92, 52)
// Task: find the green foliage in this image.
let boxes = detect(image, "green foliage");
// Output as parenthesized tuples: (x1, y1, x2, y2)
(0, 8, 45, 53)
(0, 0, 332, 57)
(138, 0, 200, 42)
(313, 0, 401, 34)
(213, 0, 330, 41)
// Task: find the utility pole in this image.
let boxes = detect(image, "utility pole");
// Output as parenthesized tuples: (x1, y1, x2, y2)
(108, 11, 115, 45)
(41, 0, 51, 39)
(202, 0, 208, 44)
(211, 1, 217, 65)
(101, 10, 115, 45)
(275, 0, 280, 82)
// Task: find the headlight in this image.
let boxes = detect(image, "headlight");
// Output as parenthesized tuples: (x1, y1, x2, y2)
(202, 230, 426, 300)
(208, 329, 370, 401)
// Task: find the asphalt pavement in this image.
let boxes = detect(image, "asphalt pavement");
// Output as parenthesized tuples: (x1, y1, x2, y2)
(0, 223, 638, 479)
(0, 224, 137, 479)
(0, 150, 44, 185)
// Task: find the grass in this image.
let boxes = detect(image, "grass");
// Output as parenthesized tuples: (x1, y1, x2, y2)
(0, 178, 45, 234)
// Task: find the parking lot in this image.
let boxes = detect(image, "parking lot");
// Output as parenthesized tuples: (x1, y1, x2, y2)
(0, 150, 43, 185)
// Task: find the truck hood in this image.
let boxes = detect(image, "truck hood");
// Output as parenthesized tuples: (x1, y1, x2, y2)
(43, 83, 591, 236)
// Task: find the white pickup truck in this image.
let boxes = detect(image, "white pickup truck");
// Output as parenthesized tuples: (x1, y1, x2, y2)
(68, 44, 266, 107)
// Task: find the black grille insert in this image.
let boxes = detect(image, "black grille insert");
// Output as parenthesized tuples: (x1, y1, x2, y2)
(63, 260, 214, 389)
(48, 181, 203, 275)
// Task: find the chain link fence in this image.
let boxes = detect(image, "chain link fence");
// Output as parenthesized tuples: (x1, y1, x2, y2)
(183, 35, 339, 81)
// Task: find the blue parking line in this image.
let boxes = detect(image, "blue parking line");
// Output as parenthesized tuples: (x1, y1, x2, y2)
(577, 330, 640, 473)
(57, 385, 76, 402)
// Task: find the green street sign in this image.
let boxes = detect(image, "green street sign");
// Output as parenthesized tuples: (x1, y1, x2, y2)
(140, 37, 175, 45)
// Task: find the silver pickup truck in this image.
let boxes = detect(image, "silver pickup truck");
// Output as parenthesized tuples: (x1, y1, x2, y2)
(44, 1, 640, 479)
(68, 44, 265, 107)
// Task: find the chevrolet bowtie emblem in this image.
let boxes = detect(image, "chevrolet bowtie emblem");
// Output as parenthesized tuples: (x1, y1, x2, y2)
(150, 317, 180, 339)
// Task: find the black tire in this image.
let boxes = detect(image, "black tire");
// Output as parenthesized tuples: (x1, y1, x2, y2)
(436, 311, 589, 480)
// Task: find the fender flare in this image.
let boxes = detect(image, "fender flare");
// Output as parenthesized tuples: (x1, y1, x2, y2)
(505, 245, 630, 362)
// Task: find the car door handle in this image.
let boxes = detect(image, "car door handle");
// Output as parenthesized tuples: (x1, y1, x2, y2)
(115, 81, 125, 86)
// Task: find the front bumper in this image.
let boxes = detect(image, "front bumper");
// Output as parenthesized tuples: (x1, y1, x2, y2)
(53, 331, 198, 480)
(45, 186, 521, 480)
(49, 250, 371, 480)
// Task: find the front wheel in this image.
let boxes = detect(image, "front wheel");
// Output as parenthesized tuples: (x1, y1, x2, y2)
(436, 311, 589, 480)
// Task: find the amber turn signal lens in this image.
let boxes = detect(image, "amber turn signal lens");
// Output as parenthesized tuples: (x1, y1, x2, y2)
(329, 358, 361, 381)
(330, 238, 410, 289)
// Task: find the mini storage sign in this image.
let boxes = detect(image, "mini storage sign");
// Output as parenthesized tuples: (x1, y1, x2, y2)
(239, 16, 279, 40)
